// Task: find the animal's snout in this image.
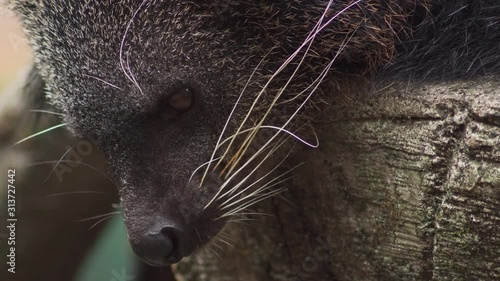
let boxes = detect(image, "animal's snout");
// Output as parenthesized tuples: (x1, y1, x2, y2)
(131, 222, 195, 266)
(121, 172, 227, 266)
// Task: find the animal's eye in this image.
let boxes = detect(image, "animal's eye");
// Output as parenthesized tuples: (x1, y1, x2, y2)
(168, 87, 194, 112)
(160, 86, 196, 121)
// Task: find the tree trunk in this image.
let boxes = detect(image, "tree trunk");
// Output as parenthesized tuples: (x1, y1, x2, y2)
(175, 78, 500, 281)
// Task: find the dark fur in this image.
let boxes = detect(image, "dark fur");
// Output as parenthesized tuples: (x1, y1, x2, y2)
(12, 0, 500, 264)
(385, 0, 500, 80)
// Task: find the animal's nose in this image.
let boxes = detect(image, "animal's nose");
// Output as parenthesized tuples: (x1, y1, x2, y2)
(131, 225, 194, 266)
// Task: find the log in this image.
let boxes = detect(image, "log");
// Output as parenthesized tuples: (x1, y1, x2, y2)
(175, 78, 500, 281)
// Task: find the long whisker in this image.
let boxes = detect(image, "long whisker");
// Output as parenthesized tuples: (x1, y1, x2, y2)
(208, 248, 221, 261)
(256, 125, 318, 148)
(199, 49, 274, 187)
(227, 218, 263, 223)
(45, 191, 105, 198)
(216, 136, 286, 202)
(219, 163, 299, 214)
(218, 162, 301, 212)
(126, 52, 141, 93)
(208, 132, 291, 209)
(226, 221, 252, 227)
(12, 123, 67, 146)
(119, 0, 148, 95)
(76, 211, 122, 222)
(44, 144, 76, 182)
(217, 45, 309, 177)
(222, 187, 287, 218)
(216, 25, 356, 197)
(88, 215, 118, 230)
(221, 175, 293, 214)
(83, 74, 122, 90)
(224, 211, 274, 218)
(204, 134, 287, 210)
(27, 160, 114, 183)
(30, 109, 65, 116)
(189, 156, 222, 183)
(216, 237, 236, 250)
(203, 1, 360, 213)
(220, 0, 336, 177)
(213, 122, 315, 153)
(216, 140, 295, 206)
(211, 240, 225, 252)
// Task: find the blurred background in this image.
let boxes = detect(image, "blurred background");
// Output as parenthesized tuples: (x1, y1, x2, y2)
(0, 4, 170, 281)
(0, 4, 31, 89)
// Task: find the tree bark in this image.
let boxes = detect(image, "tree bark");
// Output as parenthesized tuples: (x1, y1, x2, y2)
(175, 78, 500, 281)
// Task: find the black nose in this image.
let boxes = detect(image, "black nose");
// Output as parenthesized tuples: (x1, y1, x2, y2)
(131, 225, 194, 266)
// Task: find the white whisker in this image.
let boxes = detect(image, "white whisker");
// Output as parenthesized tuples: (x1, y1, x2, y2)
(215, 24, 356, 199)
(219, 173, 295, 214)
(119, 0, 147, 95)
(200, 50, 274, 187)
(44, 144, 76, 182)
(126, 52, 142, 93)
(208, 248, 221, 261)
(30, 109, 65, 116)
(189, 156, 222, 183)
(225, 211, 273, 217)
(211, 240, 224, 252)
(12, 123, 67, 146)
(217, 237, 236, 250)
(202, 1, 360, 212)
(219, 161, 300, 212)
(204, 134, 286, 210)
(88, 215, 117, 230)
(76, 211, 122, 222)
(27, 160, 114, 183)
(216, 141, 294, 207)
(83, 74, 122, 90)
(258, 125, 318, 148)
(45, 191, 105, 198)
(220, 0, 336, 177)
(222, 187, 287, 218)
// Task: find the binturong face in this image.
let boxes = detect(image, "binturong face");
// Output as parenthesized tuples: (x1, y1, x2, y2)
(14, 0, 310, 265)
(13, 0, 436, 265)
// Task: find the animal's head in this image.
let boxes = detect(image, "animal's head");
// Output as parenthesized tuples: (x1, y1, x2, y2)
(13, 0, 423, 265)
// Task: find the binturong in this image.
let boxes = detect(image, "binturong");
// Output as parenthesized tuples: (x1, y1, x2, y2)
(12, 0, 500, 266)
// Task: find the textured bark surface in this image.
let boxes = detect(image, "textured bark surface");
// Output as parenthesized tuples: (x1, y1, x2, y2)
(175, 78, 500, 281)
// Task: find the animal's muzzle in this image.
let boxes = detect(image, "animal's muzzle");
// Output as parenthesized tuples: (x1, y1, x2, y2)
(130, 221, 195, 266)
